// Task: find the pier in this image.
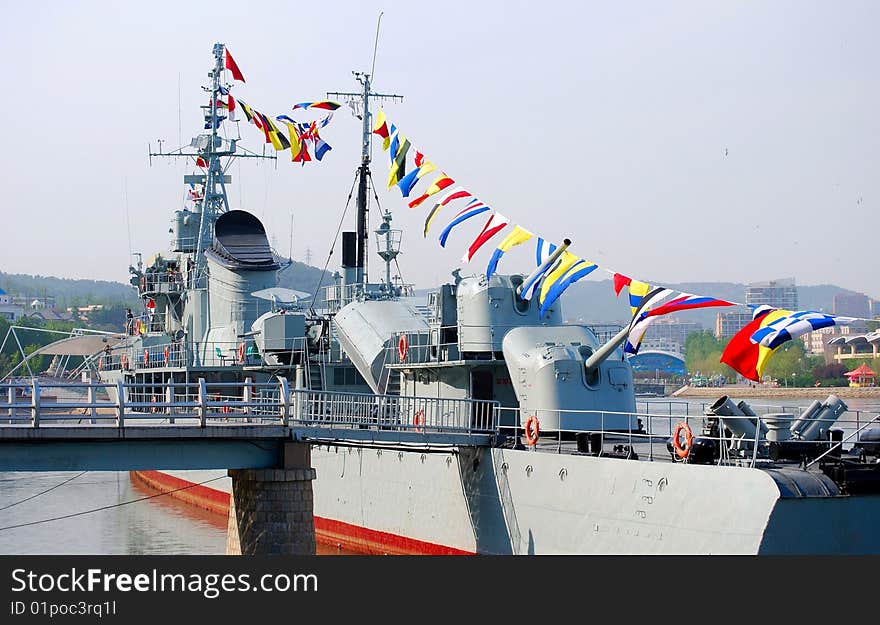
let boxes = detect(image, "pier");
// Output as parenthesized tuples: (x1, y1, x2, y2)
(0, 378, 497, 555)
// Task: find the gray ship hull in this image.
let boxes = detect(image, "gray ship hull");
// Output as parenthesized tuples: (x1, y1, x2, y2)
(160, 446, 880, 555)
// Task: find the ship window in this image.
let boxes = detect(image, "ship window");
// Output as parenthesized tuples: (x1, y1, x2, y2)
(333, 367, 364, 386)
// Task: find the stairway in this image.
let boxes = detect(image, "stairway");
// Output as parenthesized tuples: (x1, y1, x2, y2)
(385, 371, 401, 396)
(307, 361, 324, 391)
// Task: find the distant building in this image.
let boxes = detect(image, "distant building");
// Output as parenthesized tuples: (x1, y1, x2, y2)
(0, 288, 24, 321)
(585, 323, 625, 344)
(745, 278, 798, 310)
(627, 351, 687, 378)
(638, 337, 684, 355)
(641, 316, 701, 349)
(26, 309, 74, 322)
(801, 326, 839, 355)
(715, 309, 752, 339)
(833, 292, 870, 319)
(12, 295, 56, 310)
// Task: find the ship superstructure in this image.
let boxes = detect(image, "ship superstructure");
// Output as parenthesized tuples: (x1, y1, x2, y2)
(26, 43, 880, 555)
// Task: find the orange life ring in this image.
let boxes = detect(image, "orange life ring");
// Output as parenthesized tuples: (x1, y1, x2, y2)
(238, 342, 246, 363)
(151, 395, 158, 414)
(672, 421, 694, 460)
(143, 349, 150, 367)
(163, 346, 170, 365)
(413, 409, 425, 433)
(121, 353, 129, 370)
(524, 415, 540, 446)
(222, 402, 230, 415)
(398, 335, 408, 362)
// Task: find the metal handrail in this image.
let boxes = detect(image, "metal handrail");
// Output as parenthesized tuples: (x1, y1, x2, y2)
(0, 379, 499, 438)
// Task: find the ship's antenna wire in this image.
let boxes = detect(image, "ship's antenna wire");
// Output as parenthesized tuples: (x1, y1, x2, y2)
(288, 212, 294, 261)
(123, 178, 132, 261)
(371, 11, 384, 79)
(177, 71, 182, 147)
(310, 170, 359, 313)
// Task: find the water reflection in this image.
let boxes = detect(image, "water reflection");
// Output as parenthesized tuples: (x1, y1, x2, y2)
(0, 472, 355, 555)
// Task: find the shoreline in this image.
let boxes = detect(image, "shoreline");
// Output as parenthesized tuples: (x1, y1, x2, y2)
(671, 385, 880, 400)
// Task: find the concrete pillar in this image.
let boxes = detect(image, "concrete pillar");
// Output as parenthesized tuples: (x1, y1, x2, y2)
(226, 444, 316, 555)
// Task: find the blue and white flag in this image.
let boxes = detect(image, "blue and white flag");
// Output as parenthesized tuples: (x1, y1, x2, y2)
(750, 311, 857, 350)
(535, 237, 557, 266)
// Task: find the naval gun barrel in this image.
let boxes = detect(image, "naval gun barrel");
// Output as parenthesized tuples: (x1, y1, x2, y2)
(583, 326, 632, 374)
(515, 238, 571, 299)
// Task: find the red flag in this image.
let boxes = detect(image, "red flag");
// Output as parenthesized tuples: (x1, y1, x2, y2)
(720, 308, 773, 382)
(227, 93, 236, 113)
(195, 157, 207, 168)
(146, 298, 156, 310)
(612, 273, 632, 295)
(224, 48, 246, 83)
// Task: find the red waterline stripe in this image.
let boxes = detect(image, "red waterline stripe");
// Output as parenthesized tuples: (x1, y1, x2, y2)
(131, 471, 230, 517)
(131, 471, 473, 556)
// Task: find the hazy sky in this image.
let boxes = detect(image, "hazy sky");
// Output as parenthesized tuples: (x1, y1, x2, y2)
(1, 1, 877, 299)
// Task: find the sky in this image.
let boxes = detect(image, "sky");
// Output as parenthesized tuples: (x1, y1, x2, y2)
(0, 0, 877, 299)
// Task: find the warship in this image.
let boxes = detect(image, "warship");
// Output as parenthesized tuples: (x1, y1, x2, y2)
(26, 43, 880, 554)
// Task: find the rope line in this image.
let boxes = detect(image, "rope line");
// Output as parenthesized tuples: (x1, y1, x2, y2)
(0, 476, 227, 532)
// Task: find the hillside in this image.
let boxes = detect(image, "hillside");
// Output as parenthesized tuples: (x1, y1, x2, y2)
(560, 280, 873, 329)
(0, 272, 139, 308)
(1, 269, 870, 331)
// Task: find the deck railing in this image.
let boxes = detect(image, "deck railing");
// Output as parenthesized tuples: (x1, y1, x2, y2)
(0, 379, 498, 438)
(2, 380, 877, 467)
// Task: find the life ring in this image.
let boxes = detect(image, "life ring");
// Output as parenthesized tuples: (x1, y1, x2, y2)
(672, 421, 694, 460)
(121, 353, 129, 370)
(222, 402, 230, 415)
(398, 335, 408, 362)
(413, 409, 425, 433)
(524, 415, 540, 446)
(151, 395, 158, 414)
(143, 349, 150, 367)
(163, 346, 170, 365)
(238, 342, 246, 363)
(98, 357, 103, 371)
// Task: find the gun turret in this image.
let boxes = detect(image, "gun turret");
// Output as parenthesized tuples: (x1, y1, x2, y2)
(583, 326, 630, 374)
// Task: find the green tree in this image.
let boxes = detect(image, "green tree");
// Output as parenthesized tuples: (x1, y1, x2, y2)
(684, 331, 735, 378)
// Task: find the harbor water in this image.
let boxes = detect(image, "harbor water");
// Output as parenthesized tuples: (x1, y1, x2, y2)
(1, 396, 878, 555)
(0, 471, 352, 555)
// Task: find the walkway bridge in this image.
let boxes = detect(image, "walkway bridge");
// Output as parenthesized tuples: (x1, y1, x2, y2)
(0, 378, 498, 472)
(0, 378, 497, 555)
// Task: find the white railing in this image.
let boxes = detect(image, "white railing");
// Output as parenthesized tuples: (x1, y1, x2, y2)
(494, 406, 880, 468)
(0, 379, 498, 437)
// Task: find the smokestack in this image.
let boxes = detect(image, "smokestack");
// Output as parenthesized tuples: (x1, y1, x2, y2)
(342, 232, 357, 268)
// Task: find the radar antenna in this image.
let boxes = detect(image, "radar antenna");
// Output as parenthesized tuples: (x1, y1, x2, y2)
(327, 14, 403, 291)
(147, 43, 275, 284)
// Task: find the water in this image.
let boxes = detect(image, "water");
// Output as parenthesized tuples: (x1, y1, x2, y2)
(1, 396, 878, 555)
(0, 472, 351, 555)
(0, 471, 226, 555)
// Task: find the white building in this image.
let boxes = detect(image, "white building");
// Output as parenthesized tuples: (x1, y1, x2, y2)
(0, 288, 24, 321)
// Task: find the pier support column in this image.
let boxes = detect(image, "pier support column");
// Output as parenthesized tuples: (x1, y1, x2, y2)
(226, 444, 316, 555)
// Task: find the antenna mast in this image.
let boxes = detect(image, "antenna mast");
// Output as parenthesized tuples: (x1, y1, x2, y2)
(148, 42, 274, 285)
(327, 15, 403, 291)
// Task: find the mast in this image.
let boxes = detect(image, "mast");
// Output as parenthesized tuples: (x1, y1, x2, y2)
(149, 42, 274, 286)
(328, 74, 402, 290)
